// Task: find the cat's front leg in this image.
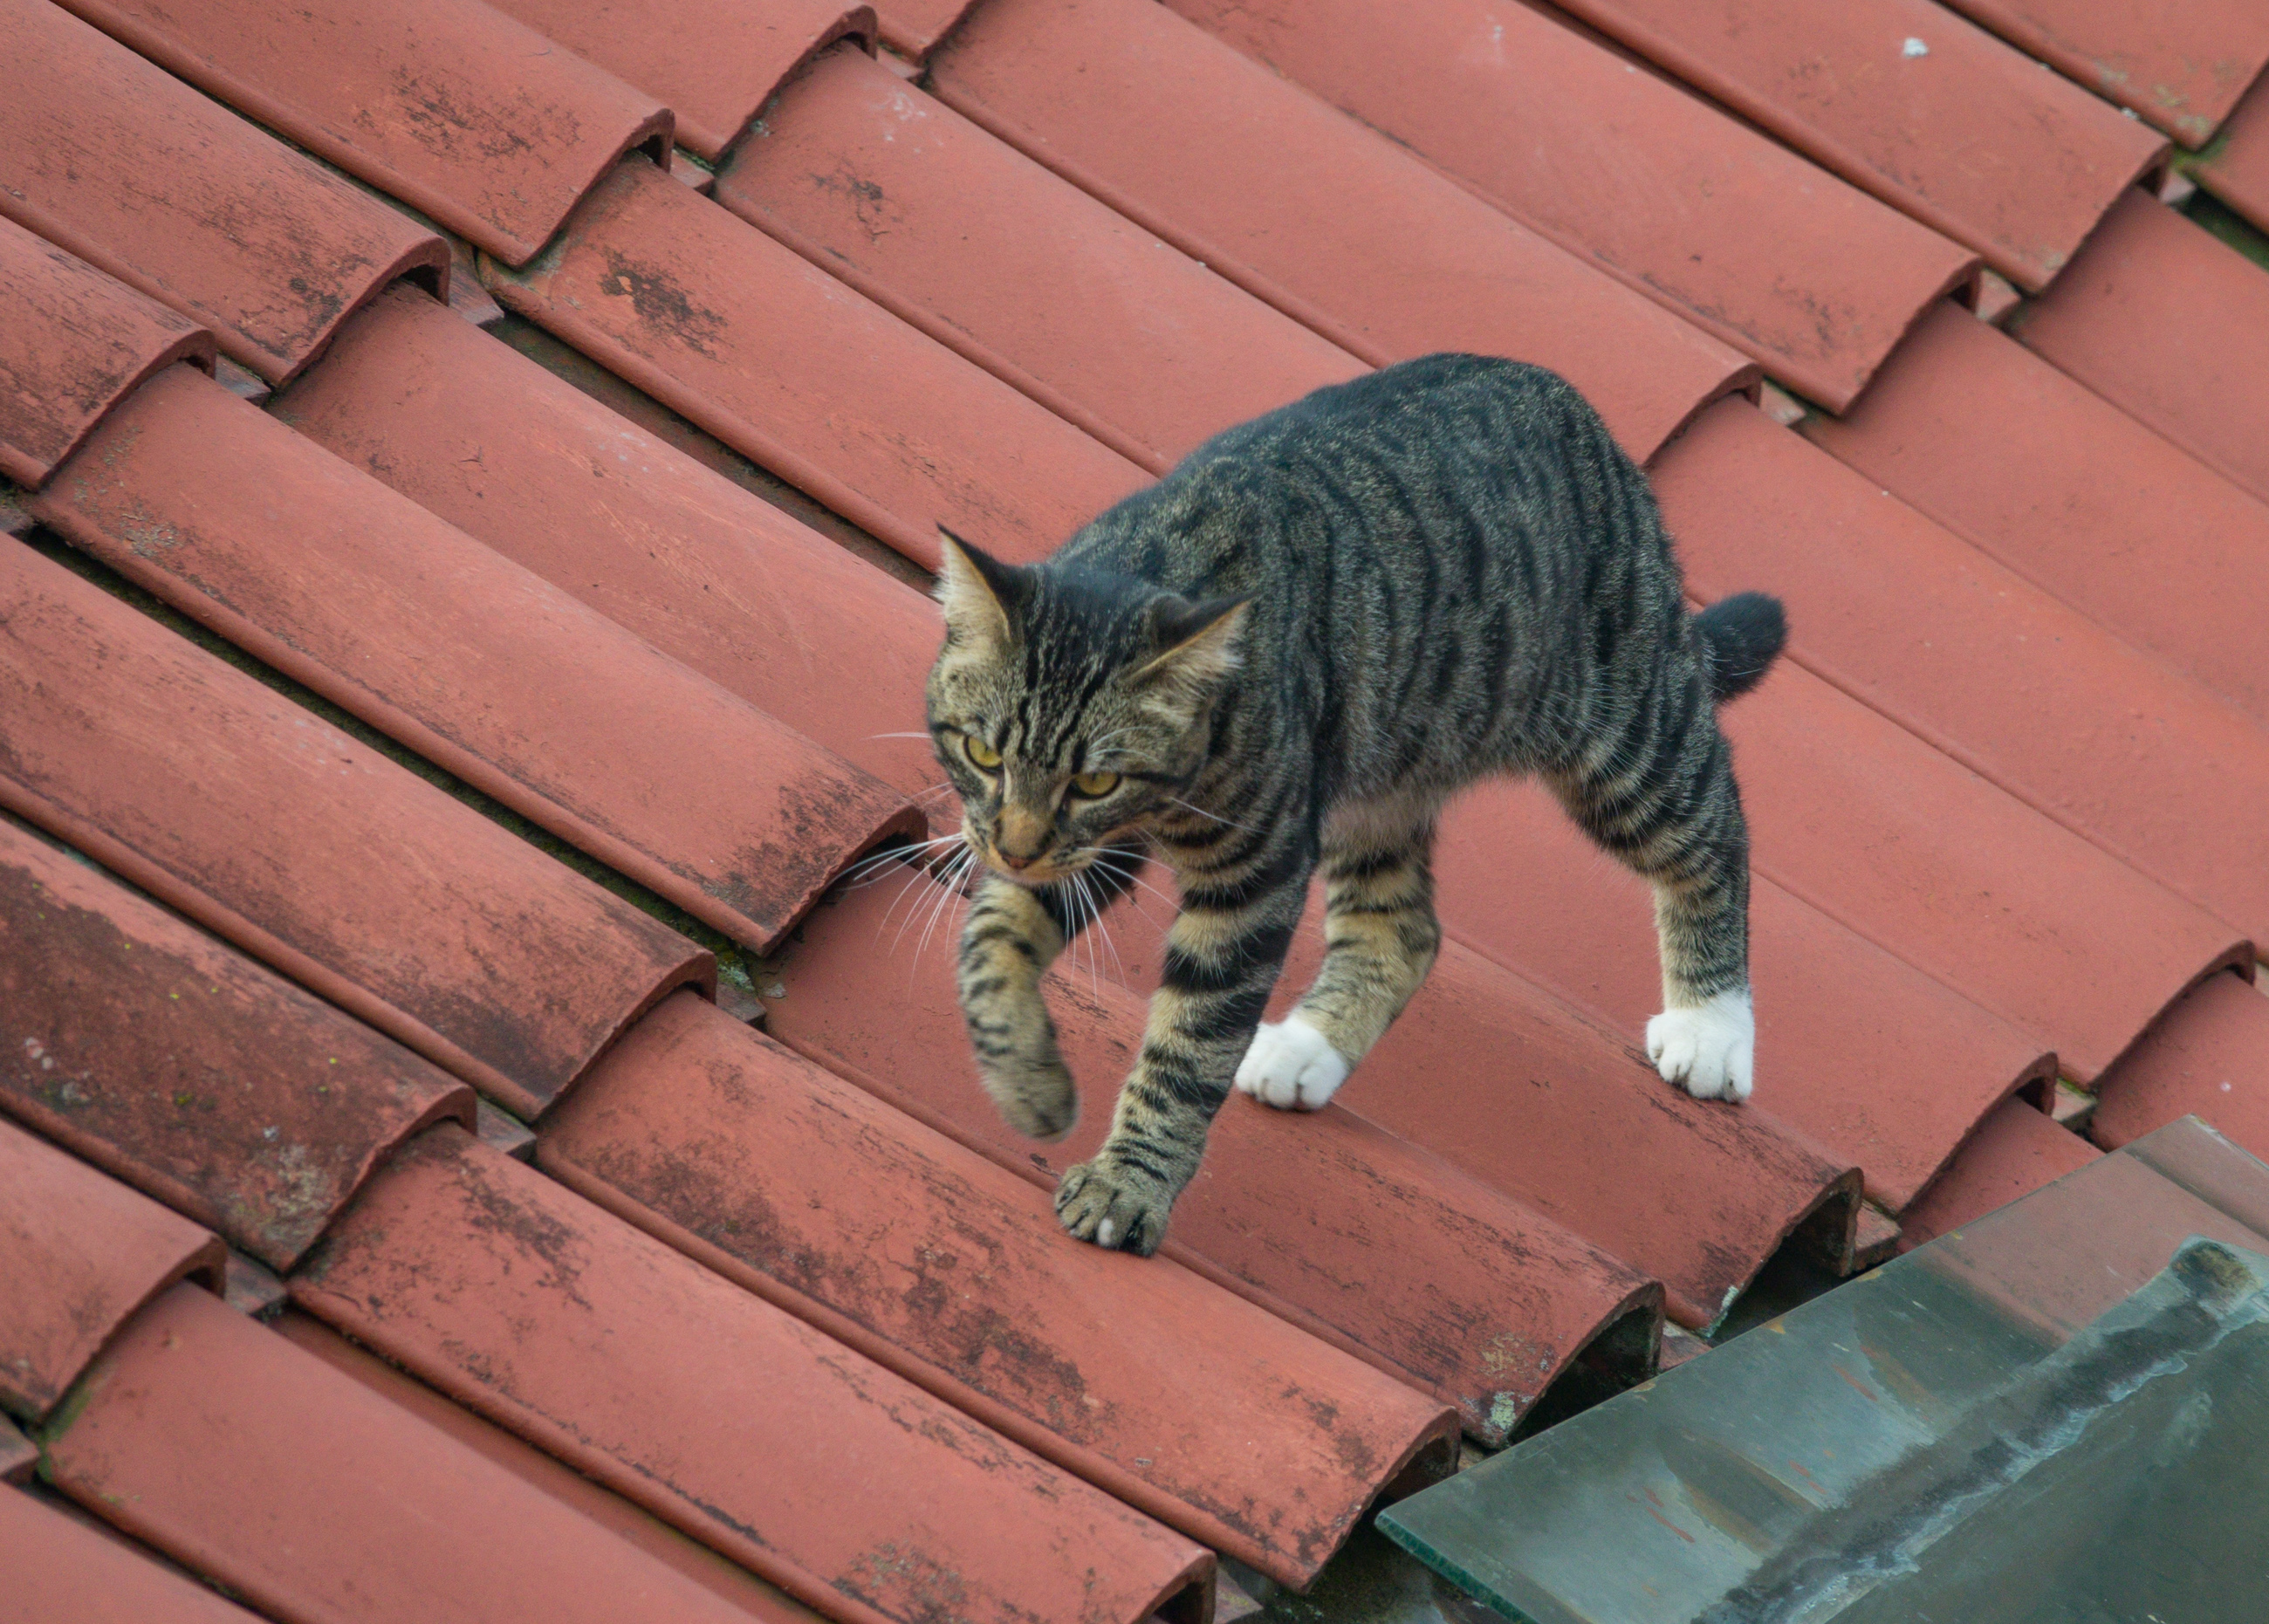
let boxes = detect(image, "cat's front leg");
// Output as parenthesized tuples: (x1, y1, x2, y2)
(1056, 850, 1310, 1254)
(956, 872, 1079, 1139)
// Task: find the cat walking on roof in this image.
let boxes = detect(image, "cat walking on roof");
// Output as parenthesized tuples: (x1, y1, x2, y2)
(925, 353, 1786, 1256)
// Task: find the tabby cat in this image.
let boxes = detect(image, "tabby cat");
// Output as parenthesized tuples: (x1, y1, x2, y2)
(926, 353, 1786, 1256)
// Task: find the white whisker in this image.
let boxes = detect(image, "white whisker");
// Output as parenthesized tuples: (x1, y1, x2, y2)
(1167, 796, 1261, 835)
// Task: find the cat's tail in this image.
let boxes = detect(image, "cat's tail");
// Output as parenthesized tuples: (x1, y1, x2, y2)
(1694, 592, 1787, 702)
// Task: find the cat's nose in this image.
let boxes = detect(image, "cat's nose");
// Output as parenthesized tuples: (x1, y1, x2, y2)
(994, 807, 1052, 866)
(997, 849, 1038, 872)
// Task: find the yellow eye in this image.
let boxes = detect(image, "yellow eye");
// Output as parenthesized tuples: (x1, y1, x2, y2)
(963, 735, 1002, 771)
(1070, 770, 1121, 798)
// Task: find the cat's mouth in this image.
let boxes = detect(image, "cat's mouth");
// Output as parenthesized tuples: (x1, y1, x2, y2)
(972, 833, 1087, 887)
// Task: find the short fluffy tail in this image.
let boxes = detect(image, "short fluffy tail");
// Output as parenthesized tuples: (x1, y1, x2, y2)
(1694, 592, 1786, 702)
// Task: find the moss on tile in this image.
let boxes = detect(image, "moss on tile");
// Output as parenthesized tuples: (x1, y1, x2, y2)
(2181, 188, 2269, 273)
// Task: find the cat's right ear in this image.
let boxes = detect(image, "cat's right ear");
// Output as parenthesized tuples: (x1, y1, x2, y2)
(935, 525, 1023, 647)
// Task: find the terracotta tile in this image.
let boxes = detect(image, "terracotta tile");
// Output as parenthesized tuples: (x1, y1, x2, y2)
(1167, 0, 1976, 411)
(271, 1311, 829, 1622)
(34, 366, 922, 954)
(0, 1484, 257, 1623)
(2092, 970, 2269, 1160)
(0, 818, 473, 1270)
(1937, 0, 2269, 147)
(291, 1125, 1212, 1624)
(0, 217, 212, 489)
(42, 1282, 803, 1624)
(767, 871, 1678, 1429)
(543, 991, 1457, 1586)
(1657, 437, 2251, 1083)
(0, 0, 448, 384)
(2196, 72, 2269, 233)
(2014, 188, 2269, 507)
(483, 157, 1148, 570)
(1535, 0, 2166, 290)
(274, 287, 945, 798)
(928, 0, 1758, 463)
(1898, 1094, 2101, 1248)
(862, 0, 971, 61)
(58, 0, 672, 266)
(1434, 780, 2059, 1214)
(0, 1117, 223, 1423)
(483, 0, 874, 160)
(1662, 398, 2269, 949)
(716, 46, 1367, 473)
(0, 541, 711, 1120)
(1806, 300, 2269, 730)
(0, 1419, 34, 1483)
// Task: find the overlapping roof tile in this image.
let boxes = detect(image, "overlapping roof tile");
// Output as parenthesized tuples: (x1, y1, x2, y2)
(542, 990, 1457, 1586)
(1, 1484, 260, 1624)
(0, 543, 711, 1120)
(0, 216, 213, 489)
(927, 0, 1758, 463)
(0, 1118, 223, 1422)
(2197, 72, 2269, 232)
(57, 0, 673, 266)
(0, 0, 448, 385)
(766, 873, 1664, 1440)
(1537, 0, 2168, 289)
(1164, 0, 1978, 410)
(486, 155, 1147, 567)
(291, 1125, 1214, 1624)
(0, 817, 474, 1270)
(1806, 300, 2269, 730)
(31, 362, 921, 954)
(1937, 0, 2269, 146)
(38, 1282, 805, 1624)
(2092, 972, 2269, 1158)
(1897, 1093, 2102, 1246)
(2014, 188, 2269, 504)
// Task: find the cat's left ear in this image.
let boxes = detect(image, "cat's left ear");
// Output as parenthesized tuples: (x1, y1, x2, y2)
(934, 525, 1025, 647)
(1134, 594, 1251, 696)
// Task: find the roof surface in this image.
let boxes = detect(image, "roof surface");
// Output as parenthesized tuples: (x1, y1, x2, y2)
(2, 0, 2266, 1615)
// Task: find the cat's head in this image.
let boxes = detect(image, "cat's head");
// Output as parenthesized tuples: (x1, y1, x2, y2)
(925, 528, 1249, 886)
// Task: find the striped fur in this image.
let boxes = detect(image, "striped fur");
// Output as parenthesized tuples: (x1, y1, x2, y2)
(927, 354, 1784, 1255)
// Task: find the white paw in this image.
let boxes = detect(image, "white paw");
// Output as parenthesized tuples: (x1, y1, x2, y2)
(1647, 990, 1754, 1102)
(1234, 1015, 1350, 1110)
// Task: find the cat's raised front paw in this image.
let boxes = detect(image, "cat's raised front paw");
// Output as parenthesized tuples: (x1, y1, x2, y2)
(1234, 1016, 1350, 1110)
(1646, 990, 1753, 1102)
(978, 1050, 1080, 1141)
(1054, 1155, 1176, 1255)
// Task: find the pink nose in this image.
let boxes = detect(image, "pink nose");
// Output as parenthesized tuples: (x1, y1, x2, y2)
(997, 849, 1036, 871)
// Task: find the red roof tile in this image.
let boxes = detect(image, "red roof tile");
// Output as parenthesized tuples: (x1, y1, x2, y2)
(1, 1484, 258, 1624)
(0, 542, 710, 1120)
(1539, 0, 2167, 290)
(56, 0, 672, 266)
(1165, 0, 1977, 411)
(2092, 971, 2269, 1159)
(484, 0, 874, 161)
(1937, 0, 2269, 147)
(2196, 71, 2269, 232)
(2014, 187, 2269, 506)
(0, 818, 473, 1270)
(32, 364, 921, 953)
(1663, 396, 2269, 949)
(0, 0, 448, 384)
(269, 285, 944, 798)
(292, 1125, 1212, 1624)
(714, 45, 1368, 473)
(0, 1422, 33, 1484)
(1717, 649, 2246, 1084)
(0, 1118, 223, 1422)
(928, 0, 1758, 463)
(1897, 1093, 2100, 1248)
(542, 990, 1457, 1585)
(862, 0, 971, 62)
(1435, 781, 2058, 1213)
(1806, 300, 2269, 731)
(40, 1283, 804, 1624)
(0, 218, 211, 489)
(766, 872, 1665, 1441)
(270, 1309, 833, 1621)
(487, 156, 1147, 568)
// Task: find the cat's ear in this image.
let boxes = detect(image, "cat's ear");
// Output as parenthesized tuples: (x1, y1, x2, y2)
(1134, 594, 1251, 696)
(934, 525, 1024, 646)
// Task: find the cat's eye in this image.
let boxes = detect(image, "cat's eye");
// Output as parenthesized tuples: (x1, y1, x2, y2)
(963, 735, 1003, 771)
(1070, 770, 1121, 798)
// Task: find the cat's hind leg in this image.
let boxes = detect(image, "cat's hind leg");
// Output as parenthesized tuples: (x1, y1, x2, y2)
(1237, 788, 1443, 1111)
(1551, 670, 1755, 1102)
